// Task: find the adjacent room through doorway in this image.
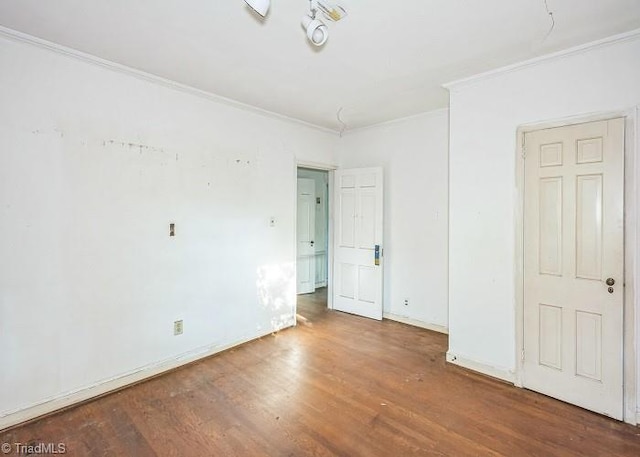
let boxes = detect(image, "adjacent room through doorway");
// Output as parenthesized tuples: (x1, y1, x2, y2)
(296, 168, 330, 312)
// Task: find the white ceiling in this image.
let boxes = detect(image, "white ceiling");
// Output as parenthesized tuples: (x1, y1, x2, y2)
(1, 0, 639, 131)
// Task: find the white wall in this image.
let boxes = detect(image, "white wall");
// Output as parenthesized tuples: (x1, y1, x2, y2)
(338, 111, 449, 331)
(0, 33, 338, 424)
(297, 168, 329, 287)
(447, 32, 640, 416)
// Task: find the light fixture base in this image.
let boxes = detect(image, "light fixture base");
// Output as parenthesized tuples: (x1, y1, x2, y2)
(244, 0, 270, 17)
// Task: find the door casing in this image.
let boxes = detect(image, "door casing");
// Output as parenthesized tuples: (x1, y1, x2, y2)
(515, 108, 639, 425)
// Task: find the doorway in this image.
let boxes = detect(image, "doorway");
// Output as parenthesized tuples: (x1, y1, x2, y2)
(295, 165, 385, 321)
(296, 168, 329, 309)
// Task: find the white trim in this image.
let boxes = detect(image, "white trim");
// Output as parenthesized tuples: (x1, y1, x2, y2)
(513, 110, 637, 133)
(446, 105, 451, 344)
(624, 108, 639, 425)
(443, 29, 640, 90)
(297, 161, 338, 171)
(633, 106, 640, 426)
(345, 108, 450, 135)
(0, 26, 338, 136)
(293, 158, 301, 317)
(514, 127, 526, 389)
(0, 326, 291, 431)
(327, 170, 335, 310)
(384, 313, 448, 334)
(515, 109, 638, 425)
(446, 352, 515, 383)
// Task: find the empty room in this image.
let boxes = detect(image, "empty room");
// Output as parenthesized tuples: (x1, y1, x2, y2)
(1, 0, 640, 455)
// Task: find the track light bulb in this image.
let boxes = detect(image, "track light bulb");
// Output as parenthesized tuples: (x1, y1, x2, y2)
(301, 14, 328, 46)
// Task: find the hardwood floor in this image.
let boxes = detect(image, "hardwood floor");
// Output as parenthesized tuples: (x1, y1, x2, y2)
(2, 288, 639, 456)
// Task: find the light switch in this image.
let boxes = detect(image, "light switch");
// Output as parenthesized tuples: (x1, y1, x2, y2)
(269, 217, 276, 227)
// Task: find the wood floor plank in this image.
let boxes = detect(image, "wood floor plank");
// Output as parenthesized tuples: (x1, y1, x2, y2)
(2, 287, 639, 456)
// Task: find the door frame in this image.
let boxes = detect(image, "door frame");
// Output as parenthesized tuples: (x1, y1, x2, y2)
(514, 108, 639, 425)
(295, 160, 337, 311)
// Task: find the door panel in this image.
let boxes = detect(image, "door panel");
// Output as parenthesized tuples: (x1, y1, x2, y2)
(358, 190, 377, 249)
(339, 190, 356, 248)
(357, 266, 376, 304)
(539, 177, 562, 275)
(296, 178, 316, 294)
(333, 167, 383, 320)
(538, 303, 562, 370)
(523, 118, 624, 419)
(575, 174, 603, 279)
(575, 311, 602, 381)
(339, 263, 356, 299)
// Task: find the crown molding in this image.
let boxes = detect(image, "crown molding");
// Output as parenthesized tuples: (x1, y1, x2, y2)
(443, 28, 640, 91)
(0, 25, 340, 136)
(344, 107, 449, 135)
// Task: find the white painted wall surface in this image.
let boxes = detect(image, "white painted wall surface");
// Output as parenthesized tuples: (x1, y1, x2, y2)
(0, 34, 338, 422)
(338, 111, 449, 331)
(447, 32, 640, 408)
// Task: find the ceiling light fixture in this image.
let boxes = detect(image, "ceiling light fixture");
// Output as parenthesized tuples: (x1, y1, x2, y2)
(244, 0, 270, 17)
(301, 0, 347, 47)
(242, 0, 346, 48)
(301, 14, 329, 46)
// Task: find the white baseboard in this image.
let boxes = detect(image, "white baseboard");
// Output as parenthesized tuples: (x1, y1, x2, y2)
(383, 313, 448, 334)
(446, 351, 515, 383)
(0, 326, 290, 431)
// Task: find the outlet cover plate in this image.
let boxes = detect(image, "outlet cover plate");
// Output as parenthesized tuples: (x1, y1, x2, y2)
(174, 320, 183, 335)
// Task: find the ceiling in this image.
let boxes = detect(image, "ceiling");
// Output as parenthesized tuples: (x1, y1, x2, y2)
(1, 1, 639, 131)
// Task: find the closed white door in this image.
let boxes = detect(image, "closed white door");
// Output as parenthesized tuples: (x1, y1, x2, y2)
(297, 178, 316, 294)
(523, 118, 624, 419)
(333, 168, 383, 320)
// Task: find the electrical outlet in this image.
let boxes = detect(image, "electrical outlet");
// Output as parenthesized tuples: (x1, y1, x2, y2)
(174, 320, 183, 335)
(404, 298, 409, 306)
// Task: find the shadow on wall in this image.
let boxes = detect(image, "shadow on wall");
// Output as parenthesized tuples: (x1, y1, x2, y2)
(256, 262, 296, 332)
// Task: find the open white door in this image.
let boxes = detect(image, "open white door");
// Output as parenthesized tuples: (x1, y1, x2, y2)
(297, 178, 316, 294)
(523, 118, 624, 419)
(333, 167, 383, 320)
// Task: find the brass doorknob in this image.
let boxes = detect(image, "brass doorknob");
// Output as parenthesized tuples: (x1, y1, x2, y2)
(606, 278, 615, 286)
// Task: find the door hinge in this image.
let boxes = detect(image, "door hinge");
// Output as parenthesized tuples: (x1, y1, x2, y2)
(521, 349, 525, 363)
(521, 134, 527, 160)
